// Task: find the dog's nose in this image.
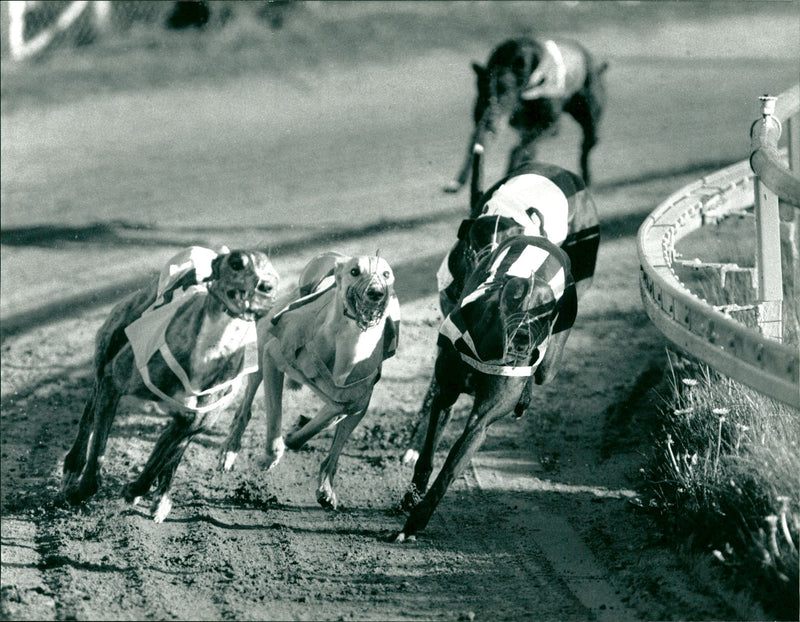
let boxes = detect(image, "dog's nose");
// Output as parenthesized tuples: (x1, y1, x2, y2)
(365, 285, 386, 302)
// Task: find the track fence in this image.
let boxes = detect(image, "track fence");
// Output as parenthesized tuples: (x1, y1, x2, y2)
(638, 84, 800, 409)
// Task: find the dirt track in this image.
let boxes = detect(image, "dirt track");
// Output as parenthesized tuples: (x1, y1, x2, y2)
(2, 13, 798, 621)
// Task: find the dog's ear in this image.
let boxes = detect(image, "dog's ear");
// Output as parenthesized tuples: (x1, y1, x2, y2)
(472, 63, 486, 78)
(210, 253, 226, 282)
(333, 256, 349, 288)
(457, 219, 474, 240)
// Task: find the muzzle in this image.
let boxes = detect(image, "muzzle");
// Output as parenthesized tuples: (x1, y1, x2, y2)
(209, 251, 279, 321)
(500, 308, 551, 367)
(345, 272, 391, 331)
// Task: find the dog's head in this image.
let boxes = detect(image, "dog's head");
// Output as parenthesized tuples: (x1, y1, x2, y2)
(449, 235, 572, 369)
(496, 275, 557, 367)
(334, 255, 395, 331)
(209, 250, 279, 321)
(465, 214, 531, 268)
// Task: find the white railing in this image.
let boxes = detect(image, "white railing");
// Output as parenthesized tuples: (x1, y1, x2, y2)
(638, 84, 800, 409)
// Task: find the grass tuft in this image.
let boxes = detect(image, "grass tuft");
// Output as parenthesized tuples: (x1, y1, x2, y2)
(642, 352, 799, 620)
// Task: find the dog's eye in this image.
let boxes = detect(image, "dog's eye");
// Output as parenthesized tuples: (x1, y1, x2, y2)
(382, 271, 391, 279)
(228, 252, 247, 271)
(350, 267, 360, 277)
(257, 282, 272, 293)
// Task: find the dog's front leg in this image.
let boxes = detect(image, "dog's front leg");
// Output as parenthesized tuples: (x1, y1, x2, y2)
(395, 377, 517, 542)
(123, 411, 196, 510)
(261, 354, 285, 471)
(446, 116, 489, 194)
(218, 368, 262, 471)
(316, 403, 367, 510)
(151, 433, 194, 523)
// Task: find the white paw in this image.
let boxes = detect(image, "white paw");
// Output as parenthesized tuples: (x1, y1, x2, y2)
(221, 451, 238, 472)
(152, 495, 172, 523)
(265, 436, 285, 471)
(391, 532, 416, 544)
(402, 449, 419, 467)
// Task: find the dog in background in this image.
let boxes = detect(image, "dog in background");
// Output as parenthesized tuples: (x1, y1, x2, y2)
(395, 148, 599, 541)
(61, 246, 279, 522)
(219, 251, 400, 510)
(445, 37, 607, 193)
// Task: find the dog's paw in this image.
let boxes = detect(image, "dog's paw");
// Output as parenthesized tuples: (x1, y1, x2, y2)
(316, 487, 338, 511)
(219, 450, 238, 472)
(443, 180, 463, 194)
(391, 531, 416, 544)
(152, 495, 172, 524)
(264, 437, 286, 471)
(401, 448, 419, 467)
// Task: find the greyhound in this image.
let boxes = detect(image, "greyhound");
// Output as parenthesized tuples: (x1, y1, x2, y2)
(219, 251, 400, 510)
(445, 37, 607, 193)
(395, 147, 599, 541)
(61, 246, 279, 522)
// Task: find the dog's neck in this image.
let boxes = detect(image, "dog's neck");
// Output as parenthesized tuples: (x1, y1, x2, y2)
(188, 295, 252, 374)
(314, 290, 385, 386)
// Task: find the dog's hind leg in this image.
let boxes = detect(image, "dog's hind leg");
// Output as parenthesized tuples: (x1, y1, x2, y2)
(402, 375, 452, 468)
(565, 67, 606, 186)
(284, 401, 346, 451)
(62, 385, 99, 498)
(402, 375, 459, 511)
(64, 374, 122, 504)
(218, 368, 262, 471)
(316, 404, 368, 510)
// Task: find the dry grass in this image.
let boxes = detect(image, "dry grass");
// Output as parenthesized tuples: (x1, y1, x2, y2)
(643, 354, 799, 620)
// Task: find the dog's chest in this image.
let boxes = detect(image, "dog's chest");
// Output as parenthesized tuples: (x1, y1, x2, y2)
(189, 315, 252, 376)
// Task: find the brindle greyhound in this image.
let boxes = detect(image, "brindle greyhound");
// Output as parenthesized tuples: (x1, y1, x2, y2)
(219, 251, 400, 510)
(445, 37, 607, 193)
(61, 247, 279, 522)
(394, 147, 599, 541)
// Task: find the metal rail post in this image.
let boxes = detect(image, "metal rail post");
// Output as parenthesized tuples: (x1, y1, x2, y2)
(752, 96, 783, 342)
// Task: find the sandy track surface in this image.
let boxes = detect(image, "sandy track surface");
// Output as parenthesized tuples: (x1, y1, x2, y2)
(2, 16, 797, 620)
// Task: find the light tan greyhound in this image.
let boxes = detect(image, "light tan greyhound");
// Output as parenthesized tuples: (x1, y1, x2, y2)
(61, 246, 279, 522)
(219, 251, 400, 509)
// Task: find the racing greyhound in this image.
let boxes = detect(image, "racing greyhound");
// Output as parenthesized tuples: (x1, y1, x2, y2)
(219, 251, 400, 510)
(61, 246, 279, 522)
(445, 36, 607, 193)
(395, 147, 599, 541)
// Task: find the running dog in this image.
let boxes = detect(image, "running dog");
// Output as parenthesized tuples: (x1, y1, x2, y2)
(219, 251, 400, 510)
(403, 148, 600, 467)
(394, 150, 599, 541)
(445, 37, 607, 193)
(61, 246, 279, 522)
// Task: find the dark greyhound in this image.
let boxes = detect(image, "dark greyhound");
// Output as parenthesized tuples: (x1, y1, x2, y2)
(395, 148, 599, 541)
(61, 246, 279, 522)
(445, 37, 607, 193)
